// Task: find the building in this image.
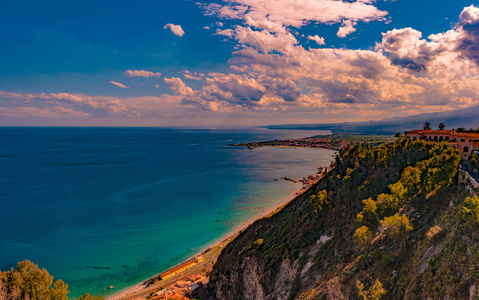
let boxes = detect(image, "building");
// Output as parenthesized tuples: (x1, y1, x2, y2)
(404, 129, 479, 160)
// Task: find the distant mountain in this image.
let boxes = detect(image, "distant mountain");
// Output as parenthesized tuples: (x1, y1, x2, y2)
(266, 105, 479, 134)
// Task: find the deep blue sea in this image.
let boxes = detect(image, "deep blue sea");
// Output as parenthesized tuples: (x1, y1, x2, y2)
(0, 127, 334, 298)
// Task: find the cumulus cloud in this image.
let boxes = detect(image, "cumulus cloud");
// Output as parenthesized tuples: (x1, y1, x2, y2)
(164, 77, 194, 95)
(201, 0, 388, 29)
(217, 26, 298, 53)
(164, 23, 185, 37)
(0, 91, 138, 116)
(456, 5, 479, 63)
(0, 107, 90, 118)
(308, 35, 326, 45)
(378, 5, 479, 72)
(123, 70, 162, 78)
(158, 5, 479, 120)
(110, 81, 130, 89)
(337, 20, 357, 38)
(183, 71, 205, 81)
(10, 4, 479, 125)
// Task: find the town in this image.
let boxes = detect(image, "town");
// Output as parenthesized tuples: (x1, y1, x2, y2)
(231, 133, 394, 151)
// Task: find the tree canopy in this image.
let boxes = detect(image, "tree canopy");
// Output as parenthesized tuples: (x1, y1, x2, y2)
(0, 260, 104, 300)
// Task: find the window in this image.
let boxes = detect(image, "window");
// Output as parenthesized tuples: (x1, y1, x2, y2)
(464, 146, 469, 153)
(461, 138, 465, 142)
(445, 136, 450, 141)
(412, 137, 417, 141)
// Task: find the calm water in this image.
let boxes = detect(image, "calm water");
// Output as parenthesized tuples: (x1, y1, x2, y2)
(0, 127, 334, 297)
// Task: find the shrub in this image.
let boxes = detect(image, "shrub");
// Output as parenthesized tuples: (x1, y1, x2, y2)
(353, 226, 372, 251)
(380, 213, 412, 244)
(253, 239, 264, 247)
(462, 195, 479, 227)
(357, 279, 387, 300)
(426, 226, 442, 240)
(381, 255, 392, 268)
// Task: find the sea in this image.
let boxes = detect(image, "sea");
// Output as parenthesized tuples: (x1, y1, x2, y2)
(0, 127, 335, 298)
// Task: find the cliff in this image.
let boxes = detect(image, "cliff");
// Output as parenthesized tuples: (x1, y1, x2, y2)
(208, 138, 479, 299)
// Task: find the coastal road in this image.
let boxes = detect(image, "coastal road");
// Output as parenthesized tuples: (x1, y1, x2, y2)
(114, 238, 232, 300)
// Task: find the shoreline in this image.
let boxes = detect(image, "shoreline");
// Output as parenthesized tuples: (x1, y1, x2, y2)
(107, 180, 312, 300)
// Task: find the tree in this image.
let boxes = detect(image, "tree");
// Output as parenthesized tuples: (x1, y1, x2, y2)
(357, 279, 387, 300)
(317, 166, 324, 174)
(469, 154, 478, 173)
(376, 193, 399, 217)
(462, 195, 479, 228)
(380, 213, 412, 246)
(1, 260, 54, 300)
(0, 260, 104, 300)
(76, 293, 105, 300)
(50, 279, 69, 300)
(309, 190, 327, 213)
(423, 121, 431, 130)
(438, 122, 445, 130)
(353, 226, 372, 251)
(357, 198, 379, 225)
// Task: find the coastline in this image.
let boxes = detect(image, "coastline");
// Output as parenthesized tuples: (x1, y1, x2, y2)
(107, 181, 310, 300)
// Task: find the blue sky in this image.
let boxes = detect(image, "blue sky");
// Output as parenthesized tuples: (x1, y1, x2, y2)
(1, 0, 478, 126)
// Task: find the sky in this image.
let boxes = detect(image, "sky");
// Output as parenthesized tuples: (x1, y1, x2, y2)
(1, 0, 479, 127)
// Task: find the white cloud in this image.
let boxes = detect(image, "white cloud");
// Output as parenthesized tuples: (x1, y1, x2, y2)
(217, 26, 298, 53)
(110, 81, 130, 89)
(337, 20, 357, 38)
(158, 5, 479, 120)
(123, 70, 162, 78)
(183, 71, 205, 81)
(0, 91, 139, 116)
(164, 23, 185, 37)
(0, 107, 90, 118)
(201, 0, 388, 29)
(308, 35, 325, 45)
(164, 77, 194, 95)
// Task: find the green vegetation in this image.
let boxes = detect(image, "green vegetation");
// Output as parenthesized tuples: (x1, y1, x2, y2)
(308, 190, 327, 213)
(232, 133, 394, 150)
(209, 136, 478, 300)
(469, 153, 478, 173)
(462, 194, 479, 227)
(357, 279, 387, 300)
(353, 226, 372, 251)
(380, 213, 412, 247)
(0, 260, 104, 300)
(426, 225, 442, 240)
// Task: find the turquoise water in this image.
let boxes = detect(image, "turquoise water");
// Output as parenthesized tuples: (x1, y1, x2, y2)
(0, 127, 335, 298)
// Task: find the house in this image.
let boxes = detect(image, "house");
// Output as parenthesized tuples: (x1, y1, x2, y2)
(404, 129, 479, 160)
(153, 289, 189, 300)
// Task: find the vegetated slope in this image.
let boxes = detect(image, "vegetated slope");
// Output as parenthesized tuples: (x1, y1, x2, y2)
(208, 138, 479, 299)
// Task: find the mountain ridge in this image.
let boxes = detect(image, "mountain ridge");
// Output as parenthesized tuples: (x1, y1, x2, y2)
(266, 105, 479, 134)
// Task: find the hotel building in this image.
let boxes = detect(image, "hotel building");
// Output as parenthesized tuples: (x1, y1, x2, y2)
(404, 129, 479, 160)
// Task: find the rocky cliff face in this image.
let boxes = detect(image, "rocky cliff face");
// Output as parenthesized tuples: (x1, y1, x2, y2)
(209, 139, 479, 299)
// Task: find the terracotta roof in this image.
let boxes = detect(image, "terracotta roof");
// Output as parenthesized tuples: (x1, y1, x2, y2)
(405, 130, 455, 134)
(405, 129, 479, 137)
(454, 132, 479, 137)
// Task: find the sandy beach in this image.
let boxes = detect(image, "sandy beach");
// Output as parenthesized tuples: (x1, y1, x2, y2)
(107, 179, 314, 300)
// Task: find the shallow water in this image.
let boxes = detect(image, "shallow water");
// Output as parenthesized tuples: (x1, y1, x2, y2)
(0, 127, 335, 297)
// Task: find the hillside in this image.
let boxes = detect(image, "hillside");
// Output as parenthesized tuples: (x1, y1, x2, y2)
(266, 105, 479, 134)
(208, 138, 479, 299)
